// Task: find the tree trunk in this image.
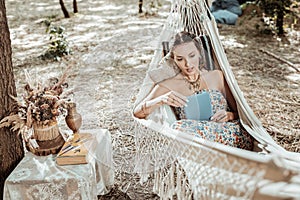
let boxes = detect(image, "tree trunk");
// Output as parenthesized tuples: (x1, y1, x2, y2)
(73, 0, 78, 13)
(0, 0, 24, 197)
(276, 10, 284, 35)
(59, 0, 70, 18)
(139, 0, 143, 13)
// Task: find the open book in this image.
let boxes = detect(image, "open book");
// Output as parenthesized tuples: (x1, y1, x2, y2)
(56, 133, 92, 165)
(184, 91, 213, 121)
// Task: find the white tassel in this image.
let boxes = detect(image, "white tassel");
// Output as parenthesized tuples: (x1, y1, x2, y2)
(169, 163, 175, 198)
(29, 138, 39, 149)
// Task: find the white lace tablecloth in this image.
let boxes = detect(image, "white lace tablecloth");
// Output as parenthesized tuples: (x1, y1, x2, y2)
(4, 129, 114, 200)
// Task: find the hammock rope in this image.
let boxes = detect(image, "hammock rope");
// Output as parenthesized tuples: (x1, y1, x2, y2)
(131, 0, 300, 199)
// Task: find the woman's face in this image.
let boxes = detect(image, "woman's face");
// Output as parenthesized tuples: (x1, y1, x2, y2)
(173, 41, 200, 76)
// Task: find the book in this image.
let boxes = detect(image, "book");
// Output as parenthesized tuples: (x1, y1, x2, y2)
(56, 133, 92, 166)
(184, 91, 213, 121)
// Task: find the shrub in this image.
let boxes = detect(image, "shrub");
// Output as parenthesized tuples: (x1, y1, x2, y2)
(40, 24, 72, 61)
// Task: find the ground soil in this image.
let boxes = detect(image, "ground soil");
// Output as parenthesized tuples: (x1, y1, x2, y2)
(6, 0, 300, 199)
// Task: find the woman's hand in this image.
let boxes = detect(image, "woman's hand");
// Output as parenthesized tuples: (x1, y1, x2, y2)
(159, 91, 188, 108)
(210, 110, 233, 123)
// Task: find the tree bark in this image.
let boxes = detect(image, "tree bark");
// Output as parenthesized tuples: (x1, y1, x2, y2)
(139, 0, 143, 13)
(0, 0, 24, 197)
(59, 0, 70, 18)
(276, 9, 284, 35)
(73, 0, 78, 13)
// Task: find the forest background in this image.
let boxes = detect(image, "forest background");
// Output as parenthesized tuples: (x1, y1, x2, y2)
(0, 0, 299, 199)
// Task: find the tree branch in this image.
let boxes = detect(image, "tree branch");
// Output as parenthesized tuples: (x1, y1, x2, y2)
(259, 48, 300, 72)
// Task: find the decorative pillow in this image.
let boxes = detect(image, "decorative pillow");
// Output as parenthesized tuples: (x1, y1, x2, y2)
(148, 55, 179, 84)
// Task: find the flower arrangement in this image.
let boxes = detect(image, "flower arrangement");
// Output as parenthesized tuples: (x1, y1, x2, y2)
(0, 70, 71, 143)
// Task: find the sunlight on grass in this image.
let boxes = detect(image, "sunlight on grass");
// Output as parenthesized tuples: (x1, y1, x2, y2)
(286, 73, 300, 83)
(70, 32, 98, 43)
(90, 5, 124, 12)
(220, 35, 247, 49)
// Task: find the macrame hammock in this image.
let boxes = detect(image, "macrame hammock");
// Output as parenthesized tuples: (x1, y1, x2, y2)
(132, 0, 300, 199)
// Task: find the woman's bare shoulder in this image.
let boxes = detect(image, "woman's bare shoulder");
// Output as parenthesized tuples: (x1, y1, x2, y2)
(201, 70, 224, 90)
(210, 69, 223, 76)
(204, 69, 224, 80)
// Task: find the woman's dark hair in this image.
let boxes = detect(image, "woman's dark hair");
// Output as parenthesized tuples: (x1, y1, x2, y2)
(170, 31, 215, 70)
(170, 31, 204, 69)
(170, 31, 202, 58)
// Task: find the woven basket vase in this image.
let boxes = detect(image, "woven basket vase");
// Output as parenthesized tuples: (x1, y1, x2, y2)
(27, 121, 65, 156)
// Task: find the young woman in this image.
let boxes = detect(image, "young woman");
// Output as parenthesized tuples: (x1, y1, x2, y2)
(134, 31, 253, 150)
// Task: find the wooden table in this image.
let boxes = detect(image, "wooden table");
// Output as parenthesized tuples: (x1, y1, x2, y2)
(4, 129, 114, 200)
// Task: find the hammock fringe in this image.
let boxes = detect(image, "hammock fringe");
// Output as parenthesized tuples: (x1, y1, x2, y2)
(132, 0, 300, 199)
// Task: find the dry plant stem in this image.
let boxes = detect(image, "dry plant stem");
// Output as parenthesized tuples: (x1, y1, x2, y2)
(259, 48, 300, 72)
(273, 97, 300, 106)
(51, 60, 73, 91)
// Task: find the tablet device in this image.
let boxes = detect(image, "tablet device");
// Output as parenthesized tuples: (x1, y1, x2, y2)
(184, 91, 212, 121)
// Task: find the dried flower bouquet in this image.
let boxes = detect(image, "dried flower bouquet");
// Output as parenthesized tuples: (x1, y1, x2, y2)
(0, 69, 72, 147)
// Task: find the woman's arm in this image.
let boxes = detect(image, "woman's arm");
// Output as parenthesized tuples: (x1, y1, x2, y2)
(133, 84, 188, 119)
(133, 85, 166, 119)
(210, 70, 238, 122)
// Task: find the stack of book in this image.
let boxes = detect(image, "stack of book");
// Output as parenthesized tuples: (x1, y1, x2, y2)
(56, 133, 92, 165)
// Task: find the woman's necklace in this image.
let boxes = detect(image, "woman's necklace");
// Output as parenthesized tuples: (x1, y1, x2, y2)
(182, 73, 201, 93)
